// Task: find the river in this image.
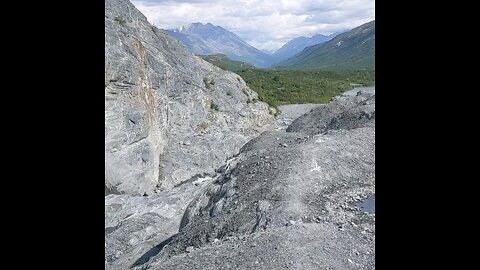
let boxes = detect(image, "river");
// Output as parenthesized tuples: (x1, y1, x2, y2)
(342, 85, 375, 96)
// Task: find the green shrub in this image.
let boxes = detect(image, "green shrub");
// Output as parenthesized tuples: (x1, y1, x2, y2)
(210, 101, 219, 111)
(114, 16, 127, 26)
(235, 69, 375, 109)
(203, 77, 215, 90)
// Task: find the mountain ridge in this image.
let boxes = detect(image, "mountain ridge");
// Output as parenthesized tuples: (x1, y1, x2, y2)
(272, 33, 337, 62)
(165, 22, 275, 68)
(275, 20, 375, 70)
(198, 53, 256, 71)
(105, 2, 375, 269)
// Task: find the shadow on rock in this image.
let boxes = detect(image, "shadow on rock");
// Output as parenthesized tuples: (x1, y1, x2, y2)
(130, 234, 177, 268)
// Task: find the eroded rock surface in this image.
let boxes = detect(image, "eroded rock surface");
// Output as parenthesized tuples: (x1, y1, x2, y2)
(105, 0, 275, 195)
(105, 1, 375, 269)
(105, 174, 214, 269)
(119, 93, 376, 270)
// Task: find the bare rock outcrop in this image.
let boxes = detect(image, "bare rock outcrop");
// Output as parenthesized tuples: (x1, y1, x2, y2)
(105, 0, 275, 195)
(136, 93, 375, 270)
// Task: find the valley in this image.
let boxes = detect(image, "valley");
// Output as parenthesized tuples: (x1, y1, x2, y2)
(106, 0, 375, 269)
(236, 69, 375, 109)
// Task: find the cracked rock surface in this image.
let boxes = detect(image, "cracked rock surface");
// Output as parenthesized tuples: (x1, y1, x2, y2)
(105, 0, 275, 195)
(105, 1, 375, 269)
(106, 93, 375, 270)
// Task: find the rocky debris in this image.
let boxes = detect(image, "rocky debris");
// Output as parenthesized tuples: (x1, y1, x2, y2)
(124, 92, 375, 270)
(276, 103, 322, 130)
(105, 1, 375, 269)
(105, 174, 214, 269)
(105, 0, 275, 195)
(342, 86, 375, 97)
(286, 94, 375, 135)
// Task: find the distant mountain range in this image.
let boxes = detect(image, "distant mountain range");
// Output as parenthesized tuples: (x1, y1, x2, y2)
(165, 21, 374, 70)
(275, 20, 375, 70)
(272, 33, 337, 62)
(165, 23, 275, 68)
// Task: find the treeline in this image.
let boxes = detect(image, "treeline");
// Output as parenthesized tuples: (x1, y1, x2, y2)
(235, 69, 375, 108)
(198, 54, 256, 72)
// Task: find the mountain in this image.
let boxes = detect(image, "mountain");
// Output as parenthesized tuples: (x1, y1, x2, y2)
(198, 54, 256, 72)
(165, 23, 275, 68)
(105, 0, 275, 196)
(272, 33, 337, 62)
(260, 49, 274, 55)
(275, 20, 375, 70)
(106, 2, 374, 269)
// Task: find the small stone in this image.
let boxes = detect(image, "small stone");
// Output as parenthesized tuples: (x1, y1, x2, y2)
(226, 189, 235, 197)
(348, 259, 354, 264)
(281, 143, 288, 147)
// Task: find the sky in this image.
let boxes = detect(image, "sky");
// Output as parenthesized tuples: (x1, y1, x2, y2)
(131, 0, 375, 52)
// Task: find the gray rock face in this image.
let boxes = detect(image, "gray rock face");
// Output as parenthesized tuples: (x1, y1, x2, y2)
(105, 0, 275, 195)
(105, 175, 214, 269)
(105, 1, 374, 269)
(124, 93, 375, 270)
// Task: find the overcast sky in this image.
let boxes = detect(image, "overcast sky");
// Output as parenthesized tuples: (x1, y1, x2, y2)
(131, 0, 375, 52)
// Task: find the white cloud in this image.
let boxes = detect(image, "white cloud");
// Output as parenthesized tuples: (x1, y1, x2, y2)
(131, 0, 375, 52)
